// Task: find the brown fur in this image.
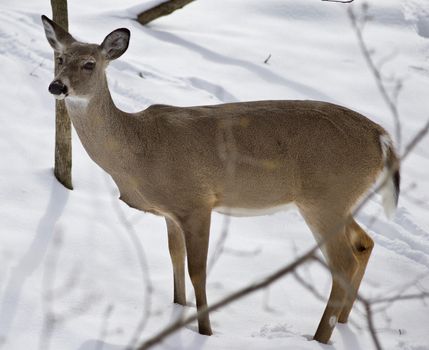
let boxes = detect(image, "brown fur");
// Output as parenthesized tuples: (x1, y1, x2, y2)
(42, 16, 399, 343)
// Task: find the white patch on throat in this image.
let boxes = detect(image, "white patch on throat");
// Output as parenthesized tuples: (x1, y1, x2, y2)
(65, 96, 90, 111)
(214, 203, 296, 217)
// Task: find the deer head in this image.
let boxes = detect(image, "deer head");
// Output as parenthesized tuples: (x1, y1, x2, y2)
(41, 15, 130, 100)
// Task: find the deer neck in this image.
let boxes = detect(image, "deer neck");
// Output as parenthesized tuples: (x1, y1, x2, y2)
(64, 74, 128, 171)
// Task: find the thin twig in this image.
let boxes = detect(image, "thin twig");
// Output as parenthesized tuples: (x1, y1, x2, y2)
(95, 304, 115, 350)
(264, 54, 272, 64)
(371, 291, 429, 306)
(401, 120, 429, 159)
(322, 0, 354, 3)
(348, 5, 402, 151)
(360, 299, 382, 350)
(207, 214, 231, 274)
(293, 267, 326, 303)
(137, 249, 318, 350)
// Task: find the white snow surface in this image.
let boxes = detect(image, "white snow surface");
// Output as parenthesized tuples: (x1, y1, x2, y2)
(1, 0, 429, 349)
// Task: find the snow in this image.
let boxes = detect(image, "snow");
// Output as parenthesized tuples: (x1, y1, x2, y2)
(1, 0, 429, 349)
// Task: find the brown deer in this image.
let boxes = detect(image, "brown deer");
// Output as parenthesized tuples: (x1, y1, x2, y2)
(41, 15, 400, 344)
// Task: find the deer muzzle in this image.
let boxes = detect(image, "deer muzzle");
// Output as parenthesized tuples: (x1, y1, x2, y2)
(48, 80, 68, 98)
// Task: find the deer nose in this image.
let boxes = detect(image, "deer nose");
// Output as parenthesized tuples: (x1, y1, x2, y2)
(48, 80, 68, 96)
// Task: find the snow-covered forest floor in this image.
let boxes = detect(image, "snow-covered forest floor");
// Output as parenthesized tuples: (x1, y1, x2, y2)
(1, 0, 429, 349)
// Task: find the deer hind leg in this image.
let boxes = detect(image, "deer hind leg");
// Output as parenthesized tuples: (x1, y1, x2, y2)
(299, 207, 359, 344)
(176, 208, 212, 336)
(166, 218, 187, 306)
(338, 218, 374, 323)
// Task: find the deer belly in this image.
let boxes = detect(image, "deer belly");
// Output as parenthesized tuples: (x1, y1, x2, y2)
(214, 203, 296, 217)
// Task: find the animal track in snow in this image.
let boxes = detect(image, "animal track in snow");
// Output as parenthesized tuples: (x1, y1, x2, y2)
(359, 207, 429, 268)
(251, 323, 297, 339)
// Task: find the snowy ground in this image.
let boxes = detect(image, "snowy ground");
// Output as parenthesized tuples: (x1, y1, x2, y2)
(1, 0, 429, 349)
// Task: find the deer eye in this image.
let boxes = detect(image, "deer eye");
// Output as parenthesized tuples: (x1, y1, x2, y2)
(57, 56, 64, 65)
(83, 61, 95, 70)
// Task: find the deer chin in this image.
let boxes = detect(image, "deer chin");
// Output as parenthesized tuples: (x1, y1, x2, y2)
(54, 93, 67, 100)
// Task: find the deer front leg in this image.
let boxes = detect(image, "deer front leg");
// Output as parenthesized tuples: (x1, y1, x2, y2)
(313, 234, 358, 343)
(314, 258, 357, 343)
(166, 218, 187, 306)
(177, 208, 213, 336)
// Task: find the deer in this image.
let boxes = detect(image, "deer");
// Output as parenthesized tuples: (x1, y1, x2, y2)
(41, 15, 400, 344)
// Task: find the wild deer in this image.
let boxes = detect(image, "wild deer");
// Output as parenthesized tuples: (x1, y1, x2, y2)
(41, 15, 400, 344)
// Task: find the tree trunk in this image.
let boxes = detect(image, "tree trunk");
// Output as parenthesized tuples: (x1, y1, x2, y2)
(51, 0, 73, 190)
(137, 0, 195, 25)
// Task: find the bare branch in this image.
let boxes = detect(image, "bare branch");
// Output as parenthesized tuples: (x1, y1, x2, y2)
(348, 5, 402, 151)
(137, 248, 318, 350)
(322, 0, 354, 3)
(207, 215, 231, 274)
(293, 265, 326, 303)
(95, 304, 115, 350)
(360, 299, 382, 350)
(401, 119, 429, 159)
(371, 291, 429, 305)
(137, 0, 195, 26)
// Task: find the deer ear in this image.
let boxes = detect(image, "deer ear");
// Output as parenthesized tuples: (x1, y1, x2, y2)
(100, 28, 130, 61)
(41, 15, 75, 52)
